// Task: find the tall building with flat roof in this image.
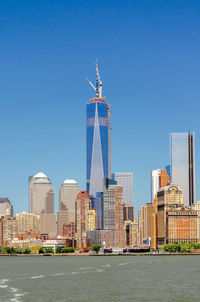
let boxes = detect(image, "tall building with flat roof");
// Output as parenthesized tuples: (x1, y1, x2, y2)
(86, 63, 111, 198)
(112, 172, 133, 205)
(157, 184, 183, 248)
(151, 169, 161, 203)
(103, 178, 123, 247)
(170, 132, 195, 207)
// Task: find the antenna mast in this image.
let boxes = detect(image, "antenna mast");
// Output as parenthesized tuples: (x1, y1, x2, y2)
(86, 61, 103, 97)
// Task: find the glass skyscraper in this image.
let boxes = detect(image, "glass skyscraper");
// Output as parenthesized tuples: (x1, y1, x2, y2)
(170, 132, 195, 207)
(86, 97, 111, 197)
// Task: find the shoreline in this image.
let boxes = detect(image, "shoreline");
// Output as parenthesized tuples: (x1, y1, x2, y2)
(0, 252, 200, 256)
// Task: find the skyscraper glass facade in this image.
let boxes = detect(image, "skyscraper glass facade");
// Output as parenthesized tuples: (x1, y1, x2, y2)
(86, 99, 109, 197)
(170, 132, 195, 207)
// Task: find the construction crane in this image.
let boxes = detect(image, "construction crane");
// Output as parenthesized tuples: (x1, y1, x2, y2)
(86, 61, 103, 97)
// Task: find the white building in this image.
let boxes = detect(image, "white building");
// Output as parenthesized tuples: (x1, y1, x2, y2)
(151, 169, 161, 203)
(112, 172, 133, 205)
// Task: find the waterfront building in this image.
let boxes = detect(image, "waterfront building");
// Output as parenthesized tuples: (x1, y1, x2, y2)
(0, 216, 17, 245)
(167, 208, 198, 243)
(86, 64, 111, 198)
(170, 132, 195, 207)
(138, 205, 145, 244)
(40, 214, 57, 239)
(123, 220, 138, 247)
(138, 203, 156, 248)
(143, 203, 155, 247)
(85, 229, 115, 247)
(112, 172, 133, 205)
(29, 172, 54, 215)
(0, 198, 13, 217)
(123, 204, 134, 222)
(63, 222, 75, 241)
(103, 178, 123, 247)
(192, 201, 200, 241)
(75, 191, 91, 247)
(157, 184, 183, 248)
(16, 212, 40, 234)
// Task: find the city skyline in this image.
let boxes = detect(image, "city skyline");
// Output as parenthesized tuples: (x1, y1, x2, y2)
(0, 1, 200, 214)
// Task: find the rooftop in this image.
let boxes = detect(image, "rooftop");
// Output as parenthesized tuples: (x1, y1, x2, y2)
(33, 172, 48, 178)
(63, 179, 77, 184)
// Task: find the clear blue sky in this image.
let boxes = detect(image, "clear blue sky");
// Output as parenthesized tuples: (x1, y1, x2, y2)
(0, 0, 200, 215)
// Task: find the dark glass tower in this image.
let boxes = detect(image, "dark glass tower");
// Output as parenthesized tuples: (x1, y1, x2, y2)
(86, 64, 111, 199)
(86, 98, 110, 197)
(170, 132, 195, 207)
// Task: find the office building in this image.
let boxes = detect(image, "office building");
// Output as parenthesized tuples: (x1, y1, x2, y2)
(170, 132, 195, 207)
(151, 169, 161, 203)
(103, 178, 123, 247)
(157, 184, 183, 248)
(167, 208, 198, 243)
(192, 202, 200, 241)
(151, 169, 170, 203)
(88, 209, 97, 230)
(86, 64, 111, 198)
(0, 198, 13, 216)
(29, 172, 54, 215)
(123, 203, 134, 222)
(112, 172, 133, 205)
(59, 179, 80, 222)
(96, 192, 103, 229)
(160, 169, 170, 188)
(85, 229, 115, 247)
(75, 191, 91, 247)
(123, 220, 138, 247)
(57, 209, 69, 236)
(40, 214, 57, 239)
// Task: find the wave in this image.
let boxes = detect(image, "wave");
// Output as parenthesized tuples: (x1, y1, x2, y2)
(31, 275, 44, 279)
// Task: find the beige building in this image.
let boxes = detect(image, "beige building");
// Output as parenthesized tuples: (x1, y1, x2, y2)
(57, 210, 69, 236)
(88, 209, 97, 230)
(59, 180, 80, 222)
(138, 205, 145, 244)
(123, 220, 138, 247)
(143, 203, 155, 246)
(29, 172, 54, 215)
(40, 214, 56, 239)
(1, 216, 17, 244)
(157, 184, 183, 248)
(103, 179, 124, 247)
(16, 212, 40, 234)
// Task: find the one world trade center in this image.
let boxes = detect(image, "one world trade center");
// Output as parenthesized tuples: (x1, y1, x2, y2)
(86, 63, 111, 198)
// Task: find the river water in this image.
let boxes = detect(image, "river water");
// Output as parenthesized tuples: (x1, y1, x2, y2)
(0, 255, 199, 302)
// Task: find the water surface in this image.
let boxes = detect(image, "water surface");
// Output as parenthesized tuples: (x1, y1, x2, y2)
(0, 255, 199, 301)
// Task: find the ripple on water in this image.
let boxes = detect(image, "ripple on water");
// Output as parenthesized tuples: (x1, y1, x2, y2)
(31, 275, 44, 279)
